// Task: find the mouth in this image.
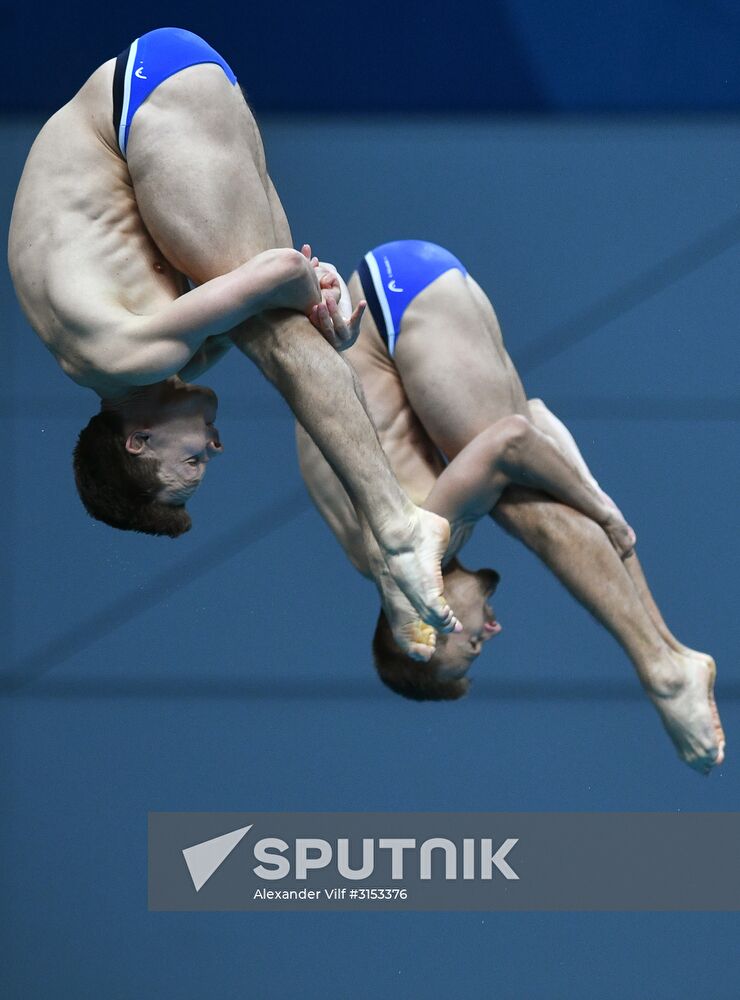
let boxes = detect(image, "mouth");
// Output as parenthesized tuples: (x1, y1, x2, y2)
(483, 605, 501, 635)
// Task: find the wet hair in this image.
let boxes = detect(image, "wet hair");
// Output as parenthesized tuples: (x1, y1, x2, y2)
(371, 610, 470, 701)
(72, 410, 191, 537)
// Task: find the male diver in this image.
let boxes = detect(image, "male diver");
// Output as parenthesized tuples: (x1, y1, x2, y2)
(296, 240, 725, 774)
(8, 30, 458, 636)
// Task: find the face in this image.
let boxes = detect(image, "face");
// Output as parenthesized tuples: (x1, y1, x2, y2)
(125, 381, 224, 503)
(431, 567, 501, 681)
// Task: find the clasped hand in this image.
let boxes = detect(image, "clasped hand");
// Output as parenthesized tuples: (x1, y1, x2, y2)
(300, 244, 366, 351)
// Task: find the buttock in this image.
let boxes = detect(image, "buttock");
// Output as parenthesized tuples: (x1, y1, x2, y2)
(357, 240, 467, 355)
(112, 27, 237, 158)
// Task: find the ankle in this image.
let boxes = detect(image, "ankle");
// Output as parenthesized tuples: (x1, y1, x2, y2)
(375, 507, 418, 556)
(641, 653, 685, 698)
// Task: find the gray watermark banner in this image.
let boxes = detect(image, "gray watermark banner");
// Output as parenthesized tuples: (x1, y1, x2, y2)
(148, 812, 740, 911)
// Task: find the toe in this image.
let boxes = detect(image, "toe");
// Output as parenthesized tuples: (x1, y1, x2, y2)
(433, 602, 462, 633)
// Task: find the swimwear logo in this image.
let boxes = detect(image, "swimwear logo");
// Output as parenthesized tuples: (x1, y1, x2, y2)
(382, 255, 403, 291)
(135, 66, 147, 80)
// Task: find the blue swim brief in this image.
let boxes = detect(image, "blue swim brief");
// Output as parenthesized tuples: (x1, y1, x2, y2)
(357, 240, 467, 355)
(112, 27, 237, 158)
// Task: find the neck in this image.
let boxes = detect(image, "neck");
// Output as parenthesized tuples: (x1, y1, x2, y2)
(101, 379, 174, 419)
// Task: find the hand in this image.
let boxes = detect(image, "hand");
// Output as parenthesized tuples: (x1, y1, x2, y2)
(300, 244, 364, 349)
(309, 294, 366, 352)
(300, 244, 342, 306)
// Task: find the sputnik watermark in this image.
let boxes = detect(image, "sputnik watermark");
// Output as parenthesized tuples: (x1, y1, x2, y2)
(148, 812, 740, 912)
(182, 827, 518, 892)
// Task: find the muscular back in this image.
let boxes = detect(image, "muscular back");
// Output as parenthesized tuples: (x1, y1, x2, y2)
(9, 55, 288, 395)
(8, 60, 185, 388)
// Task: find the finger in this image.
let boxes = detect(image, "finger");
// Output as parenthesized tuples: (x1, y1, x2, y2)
(315, 302, 335, 340)
(307, 304, 323, 332)
(300, 244, 312, 259)
(309, 304, 332, 338)
(349, 300, 366, 326)
(326, 297, 351, 342)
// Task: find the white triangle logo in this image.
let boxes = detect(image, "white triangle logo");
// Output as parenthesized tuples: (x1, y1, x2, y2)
(182, 825, 253, 892)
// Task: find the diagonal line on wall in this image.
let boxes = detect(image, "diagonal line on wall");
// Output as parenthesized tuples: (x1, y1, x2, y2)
(1, 489, 312, 693)
(514, 210, 740, 374)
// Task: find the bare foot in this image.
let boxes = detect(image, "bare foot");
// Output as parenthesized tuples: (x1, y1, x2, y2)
(647, 651, 726, 774)
(381, 507, 462, 633)
(376, 574, 438, 662)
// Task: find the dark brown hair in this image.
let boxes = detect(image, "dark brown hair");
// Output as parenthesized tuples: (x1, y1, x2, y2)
(371, 610, 470, 701)
(72, 410, 191, 537)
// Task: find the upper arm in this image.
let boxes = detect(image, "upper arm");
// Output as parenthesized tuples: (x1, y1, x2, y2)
(133, 249, 310, 345)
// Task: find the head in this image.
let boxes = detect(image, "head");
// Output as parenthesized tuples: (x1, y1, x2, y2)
(372, 563, 501, 700)
(73, 379, 223, 536)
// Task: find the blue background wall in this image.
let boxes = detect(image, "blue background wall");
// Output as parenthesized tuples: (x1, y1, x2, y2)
(2, 4, 740, 997)
(3, 1, 740, 112)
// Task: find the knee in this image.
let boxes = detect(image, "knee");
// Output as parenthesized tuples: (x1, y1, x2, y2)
(496, 413, 533, 466)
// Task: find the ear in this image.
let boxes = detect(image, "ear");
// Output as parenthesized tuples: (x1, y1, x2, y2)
(486, 569, 501, 594)
(125, 431, 150, 455)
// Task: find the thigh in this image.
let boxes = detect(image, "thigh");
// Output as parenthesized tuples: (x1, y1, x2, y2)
(126, 64, 284, 283)
(393, 269, 528, 458)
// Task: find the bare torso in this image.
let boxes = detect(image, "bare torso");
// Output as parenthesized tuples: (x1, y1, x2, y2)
(8, 57, 285, 396)
(9, 61, 180, 390)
